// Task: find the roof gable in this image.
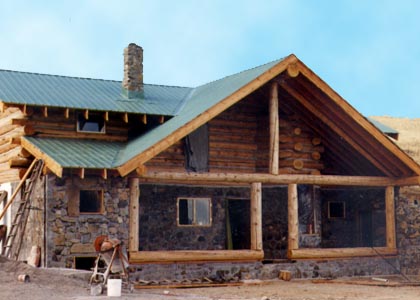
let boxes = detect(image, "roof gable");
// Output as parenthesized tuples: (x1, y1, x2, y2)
(18, 54, 420, 179)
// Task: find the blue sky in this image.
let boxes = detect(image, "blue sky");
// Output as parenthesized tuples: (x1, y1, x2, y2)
(0, 0, 419, 118)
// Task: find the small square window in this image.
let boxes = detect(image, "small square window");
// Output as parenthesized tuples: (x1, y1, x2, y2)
(77, 113, 105, 133)
(328, 201, 345, 219)
(177, 198, 211, 226)
(80, 190, 104, 214)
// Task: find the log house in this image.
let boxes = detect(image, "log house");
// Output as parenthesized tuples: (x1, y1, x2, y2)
(0, 43, 419, 279)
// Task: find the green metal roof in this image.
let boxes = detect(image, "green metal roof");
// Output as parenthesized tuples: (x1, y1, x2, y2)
(0, 69, 192, 115)
(24, 137, 124, 168)
(19, 57, 406, 173)
(116, 58, 284, 166)
(21, 58, 285, 170)
(367, 117, 399, 135)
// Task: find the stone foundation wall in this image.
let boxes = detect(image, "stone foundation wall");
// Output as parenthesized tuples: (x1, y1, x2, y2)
(129, 256, 400, 282)
(46, 175, 130, 268)
(397, 187, 420, 275)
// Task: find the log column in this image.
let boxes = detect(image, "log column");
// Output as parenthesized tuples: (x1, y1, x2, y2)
(288, 183, 299, 254)
(385, 186, 396, 248)
(250, 182, 263, 250)
(128, 178, 140, 252)
(269, 82, 279, 174)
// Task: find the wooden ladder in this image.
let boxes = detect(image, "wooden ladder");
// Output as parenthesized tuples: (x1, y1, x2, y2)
(1, 159, 44, 259)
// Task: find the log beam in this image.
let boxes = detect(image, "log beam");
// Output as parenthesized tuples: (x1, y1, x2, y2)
(250, 182, 262, 250)
(289, 247, 397, 259)
(129, 250, 264, 264)
(269, 82, 279, 175)
(141, 114, 147, 125)
(385, 186, 396, 248)
(78, 168, 85, 179)
(140, 171, 406, 187)
(288, 183, 299, 252)
(129, 178, 140, 252)
(101, 169, 107, 180)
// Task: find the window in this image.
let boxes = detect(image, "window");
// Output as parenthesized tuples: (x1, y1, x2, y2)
(79, 190, 104, 214)
(177, 198, 211, 226)
(77, 113, 105, 133)
(328, 201, 345, 219)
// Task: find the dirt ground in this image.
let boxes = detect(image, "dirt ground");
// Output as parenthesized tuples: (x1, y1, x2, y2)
(1, 257, 420, 300)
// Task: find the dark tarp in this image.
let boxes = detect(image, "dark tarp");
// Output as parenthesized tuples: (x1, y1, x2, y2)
(184, 124, 209, 172)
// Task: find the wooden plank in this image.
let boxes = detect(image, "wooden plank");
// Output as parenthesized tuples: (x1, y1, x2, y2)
(288, 184, 299, 252)
(117, 55, 298, 176)
(269, 82, 279, 175)
(43, 106, 48, 117)
(250, 182, 262, 250)
(104, 111, 109, 122)
(64, 108, 70, 119)
(289, 247, 397, 259)
(140, 171, 399, 186)
(385, 186, 396, 248)
(129, 250, 264, 264)
(123, 112, 129, 123)
(129, 178, 140, 252)
(134, 282, 246, 289)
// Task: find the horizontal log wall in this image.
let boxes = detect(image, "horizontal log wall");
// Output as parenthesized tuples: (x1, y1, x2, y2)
(276, 112, 324, 175)
(145, 140, 185, 172)
(209, 96, 263, 173)
(23, 107, 129, 142)
(0, 106, 28, 183)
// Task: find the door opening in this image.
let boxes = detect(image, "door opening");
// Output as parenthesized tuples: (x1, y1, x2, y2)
(226, 199, 250, 250)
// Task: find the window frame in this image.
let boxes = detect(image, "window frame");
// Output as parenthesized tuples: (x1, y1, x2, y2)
(176, 197, 212, 227)
(76, 112, 106, 134)
(79, 189, 104, 215)
(328, 201, 346, 219)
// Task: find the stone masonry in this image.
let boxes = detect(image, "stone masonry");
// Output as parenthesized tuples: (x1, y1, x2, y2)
(46, 175, 130, 268)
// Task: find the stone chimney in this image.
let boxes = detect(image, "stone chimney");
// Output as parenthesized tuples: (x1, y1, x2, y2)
(122, 43, 143, 98)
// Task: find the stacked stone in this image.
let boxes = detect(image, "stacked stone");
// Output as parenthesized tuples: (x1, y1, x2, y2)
(122, 43, 143, 98)
(396, 188, 420, 275)
(46, 176, 130, 268)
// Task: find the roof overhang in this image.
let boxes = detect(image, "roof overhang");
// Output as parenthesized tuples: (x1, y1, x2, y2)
(19, 55, 420, 182)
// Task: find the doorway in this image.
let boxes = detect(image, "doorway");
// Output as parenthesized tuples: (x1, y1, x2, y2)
(226, 199, 250, 249)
